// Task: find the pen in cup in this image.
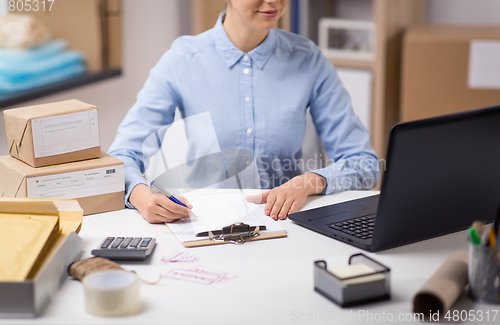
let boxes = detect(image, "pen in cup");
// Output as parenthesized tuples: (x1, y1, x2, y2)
(142, 174, 188, 208)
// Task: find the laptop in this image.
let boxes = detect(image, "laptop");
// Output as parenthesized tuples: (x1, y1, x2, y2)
(289, 105, 500, 252)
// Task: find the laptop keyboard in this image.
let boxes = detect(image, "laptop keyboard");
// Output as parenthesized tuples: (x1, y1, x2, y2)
(328, 215, 376, 240)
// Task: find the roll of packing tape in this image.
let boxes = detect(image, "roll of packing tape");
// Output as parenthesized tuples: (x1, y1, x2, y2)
(83, 270, 141, 317)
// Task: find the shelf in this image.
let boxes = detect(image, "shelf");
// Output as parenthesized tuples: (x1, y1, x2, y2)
(303, 0, 425, 159)
(327, 58, 375, 71)
(0, 69, 121, 109)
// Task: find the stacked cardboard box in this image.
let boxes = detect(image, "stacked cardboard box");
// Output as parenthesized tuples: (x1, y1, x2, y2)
(1, 99, 125, 215)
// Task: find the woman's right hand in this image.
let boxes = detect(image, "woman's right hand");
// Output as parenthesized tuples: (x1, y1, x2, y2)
(129, 184, 193, 224)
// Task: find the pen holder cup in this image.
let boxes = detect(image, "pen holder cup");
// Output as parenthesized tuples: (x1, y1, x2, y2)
(468, 241, 500, 304)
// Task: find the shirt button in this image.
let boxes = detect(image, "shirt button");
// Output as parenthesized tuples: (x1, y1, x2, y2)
(243, 55, 249, 61)
(245, 160, 251, 166)
(245, 97, 250, 103)
(243, 68, 250, 74)
(246, 128, 253, 134)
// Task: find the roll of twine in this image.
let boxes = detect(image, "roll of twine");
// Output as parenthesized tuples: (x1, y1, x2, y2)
(69, 257, 124, 281)
(68, 257, 162, 285)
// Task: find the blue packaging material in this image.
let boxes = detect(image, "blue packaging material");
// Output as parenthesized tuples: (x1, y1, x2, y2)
(0, 64, 86, 93)
(0, 40, 67, 66)
(0, 40, 87, 93)
(0, 51, 85, 79)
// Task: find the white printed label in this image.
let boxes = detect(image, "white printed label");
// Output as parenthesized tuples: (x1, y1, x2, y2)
(31, 110, 100, 158)
(27, 165, 124, 200)
(468, 40, 500, 89)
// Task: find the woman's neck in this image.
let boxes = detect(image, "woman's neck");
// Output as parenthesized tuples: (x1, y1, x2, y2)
(223, 12, 269, 53)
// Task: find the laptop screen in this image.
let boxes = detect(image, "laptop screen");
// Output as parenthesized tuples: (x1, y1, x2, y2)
(371, 105, 500, 251)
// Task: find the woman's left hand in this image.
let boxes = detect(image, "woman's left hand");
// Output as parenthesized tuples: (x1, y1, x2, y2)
(246, 173, 327, 220)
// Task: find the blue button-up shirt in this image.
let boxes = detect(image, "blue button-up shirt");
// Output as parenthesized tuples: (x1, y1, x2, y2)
(109, 14, 380, 208)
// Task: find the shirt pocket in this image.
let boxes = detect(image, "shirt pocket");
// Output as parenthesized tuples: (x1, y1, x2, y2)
(265, 108, 306, 156)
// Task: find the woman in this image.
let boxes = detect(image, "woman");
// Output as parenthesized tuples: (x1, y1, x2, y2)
(108, 0, 380, 224)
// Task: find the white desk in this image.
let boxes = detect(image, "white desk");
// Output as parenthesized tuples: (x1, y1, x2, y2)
(2, 190, 498, 324)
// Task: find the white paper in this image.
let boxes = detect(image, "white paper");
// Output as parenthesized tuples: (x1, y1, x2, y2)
(468, 40, 500, 89)
(31, 110, 100, 158)
(27, 165, 124, 200)
(336, 68, 373, 132)
(166, 189, 285, 244)
(187, 190, 256, 234)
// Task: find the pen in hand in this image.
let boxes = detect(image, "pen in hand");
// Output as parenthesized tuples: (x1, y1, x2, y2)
(142, 175, 188, 208)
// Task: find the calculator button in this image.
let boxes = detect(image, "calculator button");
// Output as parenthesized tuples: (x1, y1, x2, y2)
(139, 240, 150, 248)
(129, 237, 142, 248)
(101, 237, 114, 248)
(111, 237, 124, 248)
(120, 237, 133, 249)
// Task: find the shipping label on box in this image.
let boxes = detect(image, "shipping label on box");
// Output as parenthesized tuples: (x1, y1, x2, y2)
(468, 40, 500, 90)
(27, 165, 124, 199)
(0, 153, 125, 215)
(31, 110, 100, 158)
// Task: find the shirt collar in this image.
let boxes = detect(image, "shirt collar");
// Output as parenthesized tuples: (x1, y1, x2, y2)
(212, 13, 276, 70)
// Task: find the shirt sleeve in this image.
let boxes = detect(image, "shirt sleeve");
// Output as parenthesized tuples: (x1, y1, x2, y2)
(108, 42, 186, 208)
(306, 49, 380, 195)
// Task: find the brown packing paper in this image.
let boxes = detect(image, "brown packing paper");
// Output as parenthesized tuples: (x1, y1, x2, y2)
(3, 99, 101, 167)
(0, 153, 124, 216)
(413, 251, 468, 317)
(77, 192, 124, 216)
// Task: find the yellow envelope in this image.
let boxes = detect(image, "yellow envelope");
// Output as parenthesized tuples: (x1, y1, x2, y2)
(0, 198, 83, 281)
(0, 215, 59, 281)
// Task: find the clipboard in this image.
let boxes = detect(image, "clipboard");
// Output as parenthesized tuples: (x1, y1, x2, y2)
(164, 189, 288, 248)
(166, 222, 287, 248)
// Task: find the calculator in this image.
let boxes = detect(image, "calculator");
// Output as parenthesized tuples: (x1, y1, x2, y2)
(91, 237, 156, 261)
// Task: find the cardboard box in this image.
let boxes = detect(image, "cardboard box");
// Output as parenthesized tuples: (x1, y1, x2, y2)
(0, 199, 83, 317)
(4, 99, 101, 167)
(22, 0, 105, 72)
(0, 153, 125, 215)
(400, 25, 500, 122)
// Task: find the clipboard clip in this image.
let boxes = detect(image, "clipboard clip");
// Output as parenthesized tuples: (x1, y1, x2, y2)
(207, 223, 262, 245)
